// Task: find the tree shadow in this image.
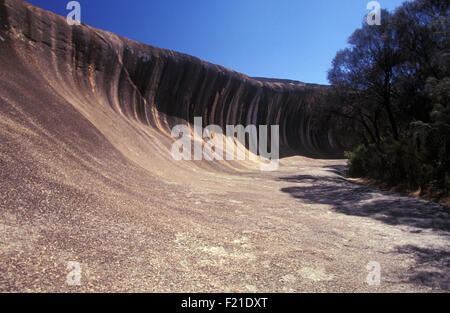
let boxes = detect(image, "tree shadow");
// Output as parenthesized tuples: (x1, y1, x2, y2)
(279, 168, 450, 232)
(279, 167, 450, 290)
(396, 245, 450, 291)
(323, 164, 347, 176)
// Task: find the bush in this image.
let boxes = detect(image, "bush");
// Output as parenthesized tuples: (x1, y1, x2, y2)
(345, 144, 381, 178)
(345, 114, 449, 196)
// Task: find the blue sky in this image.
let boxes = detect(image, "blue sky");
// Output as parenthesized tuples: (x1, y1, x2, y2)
(26, 0, 408, 85)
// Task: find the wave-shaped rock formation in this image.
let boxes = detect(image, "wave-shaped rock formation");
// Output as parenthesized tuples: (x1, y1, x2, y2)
(0, 0, 341, 173)
(2, 0, 449, 293)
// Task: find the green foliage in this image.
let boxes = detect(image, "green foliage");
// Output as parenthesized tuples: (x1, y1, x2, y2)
(330, 0, 449, 197)
(345, 145, 377, 177)
(346, 103, 450, 194)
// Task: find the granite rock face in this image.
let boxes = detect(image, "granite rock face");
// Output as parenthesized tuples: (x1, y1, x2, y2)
(0, 0, 341, 165)
(1, 0, 449, 293)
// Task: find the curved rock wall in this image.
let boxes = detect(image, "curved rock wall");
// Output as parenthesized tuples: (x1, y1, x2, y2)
(0, 0, 342, 176)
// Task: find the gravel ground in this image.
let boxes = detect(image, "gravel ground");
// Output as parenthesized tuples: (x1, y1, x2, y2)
(1, 153, 449, 292)
(0, 0, 449, 293)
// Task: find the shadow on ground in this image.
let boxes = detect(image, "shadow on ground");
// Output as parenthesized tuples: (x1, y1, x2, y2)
(280, 165, 450, 232)
(280, 165, 450, 290)
(396, 245, 450, 290)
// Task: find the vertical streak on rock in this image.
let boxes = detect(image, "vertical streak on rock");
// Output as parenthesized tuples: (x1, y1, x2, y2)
(0, 0, 344, 162)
